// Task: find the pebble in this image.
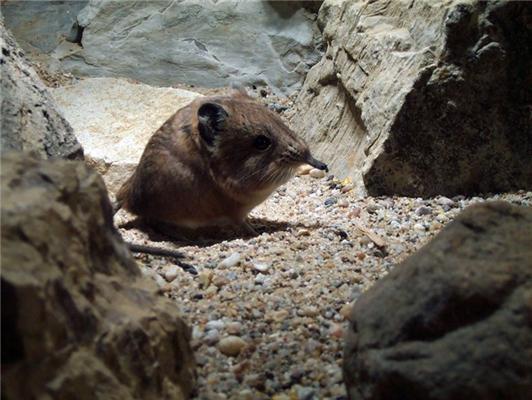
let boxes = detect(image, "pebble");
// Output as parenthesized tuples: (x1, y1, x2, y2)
(329, 323, 344, 339)
(213, 275, 230, 287)
(204, 329, 221, 346)
(415, 206, 432, 216)
(163, 265, 180, 282)
(309, 168, 326, 179)
(297, 228, 311, 237)
(252, 262, 270, 273)
(198, 270, 213, 288)
(218, 336, 247, 356)
(205, 319, 225, 331)
(297, 165, 313, 176)
(437, 196, 455, 207)
(413, 223, 426, 231)
(341, 184, 354, 193)
(254, 273, 267, 285)
(349, 207, 362, 218)
(337, 198, 349, 208)
(324, 197, 337, 206)
(226, 321, 243, 335)
(339, 303, 353, 320)
(295, 385, 316, 400)
(218, 252, 241, 268)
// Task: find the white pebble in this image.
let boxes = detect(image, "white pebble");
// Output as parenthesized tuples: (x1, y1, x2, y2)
(218, 252, 241, 268)
(309, 168, 326, 179)
(252, 262, 270, 273)
(297, 164, 313, 175)
(164, 266, 180, 282)
(205, 319, 225, 331)
(218, 336, 247, 356)
(414, 223, 426, 231)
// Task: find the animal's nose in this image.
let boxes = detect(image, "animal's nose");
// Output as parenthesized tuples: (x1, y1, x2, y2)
(306, 155, 328, 172)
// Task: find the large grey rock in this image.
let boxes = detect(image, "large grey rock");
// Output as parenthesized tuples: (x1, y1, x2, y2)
(343, 201, 532, 400)
(3, 0, 323, 95)
(50, 77, 201, 195)
(0, 0, 87, 53)
(1, 152, 196, 400)
(0, 23, 83, 159)
(290, 0, 531, 196)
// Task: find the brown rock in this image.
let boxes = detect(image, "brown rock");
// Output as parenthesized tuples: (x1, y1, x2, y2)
(291, 0, 531, 196)
(343, 201, 532, 400)
(0, 23, 83, 160)
(1, 152, 195, 399)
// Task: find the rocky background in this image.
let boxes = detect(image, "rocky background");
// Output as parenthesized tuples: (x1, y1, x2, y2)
(1, 1, 531, 400)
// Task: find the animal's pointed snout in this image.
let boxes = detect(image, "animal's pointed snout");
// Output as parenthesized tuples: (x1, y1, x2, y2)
(306, 155, 328, 172)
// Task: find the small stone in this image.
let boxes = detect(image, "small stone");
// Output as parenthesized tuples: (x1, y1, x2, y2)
(204, 285, 218, 297)
(254, 273, 267, 285)
(204, 329, 220, 346)
(297, 228, 311, 237)
(415, 206, 432, 216)
(205, 319, 225, 331)
(296, 385, 316, 400)
(213, 275, 229, 287)
(300, 306, 319, 317)
(329, 323, 344, 339)
(349, 207, 362, 218)
(252, 262, 270, 273)
(198, 270, 213, 288)
(324, 197, 337, 206)
(366, 204, 379, 213)
(164, 266, 180, 282)
(218, 336, 247, 356)
(218, 252, 241, 268)
(337, 198, 349, 208)
(226, 321, 243, 335)
(437, 196, 455, 207)
(297, 164, 313, 175)
(309, 168, 326, 179)
(341, 184, 354, 193)
(413, 223, 426, 231)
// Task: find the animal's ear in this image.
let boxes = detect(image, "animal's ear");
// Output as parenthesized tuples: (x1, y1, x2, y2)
(198, 102, 228, 146)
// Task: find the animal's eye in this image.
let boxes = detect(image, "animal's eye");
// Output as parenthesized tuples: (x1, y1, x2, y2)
(254, 135, 272, 151)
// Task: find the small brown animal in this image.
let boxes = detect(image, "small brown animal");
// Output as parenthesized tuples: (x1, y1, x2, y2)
(116, 90, 327, 235)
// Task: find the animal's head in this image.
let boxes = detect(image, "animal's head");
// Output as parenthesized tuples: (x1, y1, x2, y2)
(193, 91, 327, 199)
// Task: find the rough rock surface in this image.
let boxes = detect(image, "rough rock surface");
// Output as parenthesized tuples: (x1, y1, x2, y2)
(3, 0, 323, 94)
(1, 152, 196, 400)
(290, 0, 531, 196)
(0, 0, 87, 53)
(50, 77, 201, 195)
(344, 201, 532, 400)
(0, 23, 83, 160)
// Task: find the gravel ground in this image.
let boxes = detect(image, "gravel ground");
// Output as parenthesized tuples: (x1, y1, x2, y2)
(116, 174, 531, 400)
(33, 46, 531, 400)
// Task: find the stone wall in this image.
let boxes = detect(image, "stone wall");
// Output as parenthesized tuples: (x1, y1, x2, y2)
(2, 0, 323, 94)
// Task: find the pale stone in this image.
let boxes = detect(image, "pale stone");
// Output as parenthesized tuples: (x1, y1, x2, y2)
(50, 77, 201, 195)
(218, 336, 247, 357)
(309, 168, 326, 179)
